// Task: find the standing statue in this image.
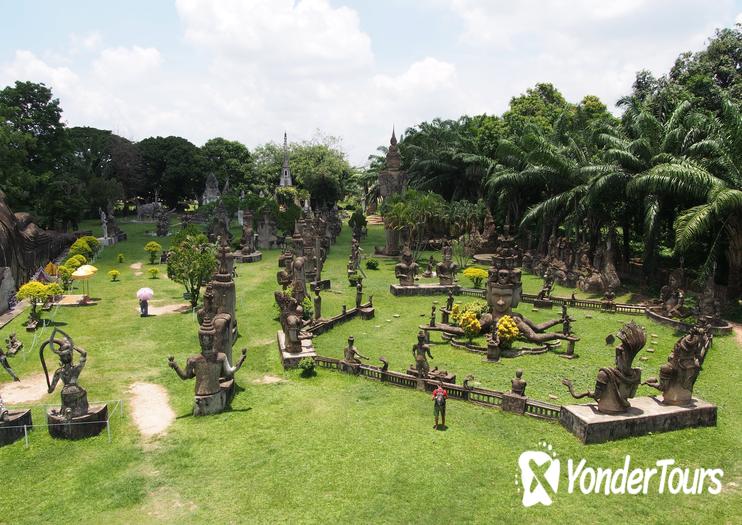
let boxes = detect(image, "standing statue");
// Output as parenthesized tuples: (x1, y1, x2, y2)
(168, 311, 248, 416)
(40, 328, 108, 438)
(355, 281, 364, 309)
(395, 246, 419, 286)
(422, 256, 434, 278)
(1, 345, 19, 382)
(436, 241, 458, 285)
(562, 321, 646, 414)
(99, 208, 108, 241)
(644, 327, 704, 405)
(412, 330, 433, 378)
(313, 285, 322, 321)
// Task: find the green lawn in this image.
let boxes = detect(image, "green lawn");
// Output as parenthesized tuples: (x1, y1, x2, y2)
(0, 219, 739, 524)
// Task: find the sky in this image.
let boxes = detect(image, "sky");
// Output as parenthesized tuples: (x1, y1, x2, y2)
(1, 0, 740, 165)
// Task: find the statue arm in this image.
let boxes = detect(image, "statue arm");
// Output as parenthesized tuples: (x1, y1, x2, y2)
(223, 349, 248, 376)
(75, 346, 87, 369)
(426, 348, 434, 359)
(48, 370, 61, 393)
(561, 378, 594, 400)
(168, 356, 193, 380)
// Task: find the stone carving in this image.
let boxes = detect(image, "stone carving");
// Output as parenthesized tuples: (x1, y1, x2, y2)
(207, 200, 231, 243)
(239, 210, 257, 255)
(644, 326, 705, 405)
(209, 238, 238, 344)
(342, 336, 368, 365)
(375, 129, 407, 256)
(422, 256, 434, 278)
(275, 294, 312, 354)
(99, 208, 108, 241)
(657, 269, 688, 318)
(395, 246, 418, 286)
(436, 241, 458, 285)
(40, 328, 108, 438)
(169, 307, 247, 416)
(155, 209, 170, 237)
(0, 190, 74, 290)
(136, 201, 164, 221)
(313, 285, 322, 321)
(1, 344, 19, 382)
(4, 332, 23, 356)
(278, 132, 293, 187)
(203, 173, 221, 204)
(412, 330, 433, 378)
(257, 213, 278, 250)
(355, 281, 364, 309)
(562, 321, 646, 414)
(510, 369, 527, 396)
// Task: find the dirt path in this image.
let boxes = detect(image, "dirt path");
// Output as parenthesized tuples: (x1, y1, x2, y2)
(732, 323, 742, 348)
(252, 375, 284, 385)
(0, 373, 48, 404)
(135, 303, 190, 316)
(128, 382, 175, 438)
(130, 262, 143, 270)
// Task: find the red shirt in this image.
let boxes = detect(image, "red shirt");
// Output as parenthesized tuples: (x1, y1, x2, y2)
(432, 387, 447, 399)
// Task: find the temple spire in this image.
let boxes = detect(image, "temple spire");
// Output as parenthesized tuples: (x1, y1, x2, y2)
(279, 131, 293, 187)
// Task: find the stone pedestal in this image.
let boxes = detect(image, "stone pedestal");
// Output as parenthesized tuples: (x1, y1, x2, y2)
(194, 379, 235, 416)
(47, 404, 108, 440)
(310, 279, 331, 291)
(358, 307, 375, 320)
(390, 284, 460, 297)
(0, 409, 32, 446)
(501, 393, 527, 414)
(277, 331, 316, 369)
(234, 251, 262, 263)
(560, 396, 717, 444)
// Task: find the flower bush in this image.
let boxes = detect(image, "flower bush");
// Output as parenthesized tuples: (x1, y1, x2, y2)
(496, 315, 520, 345)
(450, 303, 462, 325)
(108, 269, 121, 282)
(57, 265, 73, 290)
(365, 258, 379, 270)
(145, 241, 162, 264)
(463, 267, 488, 288)
(148, 267, 160, 279)
(460, 309, 481, 342)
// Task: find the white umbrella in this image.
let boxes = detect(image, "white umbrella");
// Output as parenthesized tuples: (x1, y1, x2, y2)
(136, 287, 154, 301)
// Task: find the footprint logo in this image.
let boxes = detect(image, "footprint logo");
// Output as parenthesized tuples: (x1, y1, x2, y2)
(517, 442, 560, 507)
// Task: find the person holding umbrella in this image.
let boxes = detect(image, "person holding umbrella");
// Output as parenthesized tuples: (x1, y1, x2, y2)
(137, 287, 154, 317)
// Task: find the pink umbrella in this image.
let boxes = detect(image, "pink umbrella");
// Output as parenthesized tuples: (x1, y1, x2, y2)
(136, 287, 154, 301)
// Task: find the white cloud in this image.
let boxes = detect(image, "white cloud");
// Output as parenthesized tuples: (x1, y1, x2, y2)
(92, 46, 162, 84)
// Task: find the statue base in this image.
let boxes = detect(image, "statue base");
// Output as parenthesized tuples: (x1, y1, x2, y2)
(234, 251, 262, 263)
(193, 379, 235, 416)
(501, 393, 527, 414)
(0, 409, 33, 447)
(390, 284, 460, 297)
(533, 299, 554, 309)
(405, 367, 456, 384)
(310, 279, 331, 291)
(277, 331, 316, 369)
(560, 396, 716, 444)
(358, 306, 375, 320)
(47, 404, 108, 440)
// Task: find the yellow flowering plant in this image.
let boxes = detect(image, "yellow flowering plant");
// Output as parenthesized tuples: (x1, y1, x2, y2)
(496, 315, 520, 345)
(462, 267, 488, 288)
(460, 310, 481, 342)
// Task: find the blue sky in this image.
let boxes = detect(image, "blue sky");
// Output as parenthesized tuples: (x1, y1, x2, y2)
(1, 0, 739, 164)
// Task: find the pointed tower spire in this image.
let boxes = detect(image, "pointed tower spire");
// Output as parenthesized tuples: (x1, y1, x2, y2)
(390, 126, 397, 146)
(279, 131, 293, 187)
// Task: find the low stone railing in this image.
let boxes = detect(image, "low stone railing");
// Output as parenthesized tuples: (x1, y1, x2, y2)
(313, 355, 560, 421)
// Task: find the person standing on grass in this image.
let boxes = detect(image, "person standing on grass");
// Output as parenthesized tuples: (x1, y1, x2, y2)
(432, 380, 447, 429)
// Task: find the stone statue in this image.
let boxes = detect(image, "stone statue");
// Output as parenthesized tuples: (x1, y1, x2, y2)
(343, 336, 368, 365)
(155, 209, 170, 237)
(412, 330, 433, 378)
(561, 304, 573, 335)
(0, 345, 19, 382)
(562, 321, 646, 414)
(436, 241, 458, 285)
(0, 394, 7, 422)
(511, 369, 527, 396)
(429, 305, 436, 327)
(395, 246, 418, 286)
(40, 329, 89, 418)
(4, 332, 23, 356)
(422, 256, 434, 278)
(168, 310, 247, 416)
(240, 210, 257, 255)
(441, 290, 454, 324)
(313, 285, 322, 321)
(355, 281, 363, 309)
(99, 208, 108, 240)
(644, 327, 704, 405)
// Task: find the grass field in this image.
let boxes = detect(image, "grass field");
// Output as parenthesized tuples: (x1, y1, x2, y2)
(0, 219, 739, 524)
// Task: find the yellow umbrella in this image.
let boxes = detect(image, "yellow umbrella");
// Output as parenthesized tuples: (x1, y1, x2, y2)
(78, 264, 98, 274)
(72, 266, 96, 300)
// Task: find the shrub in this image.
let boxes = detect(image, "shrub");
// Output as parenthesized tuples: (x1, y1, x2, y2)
(450, 303, 462, 325)
(460, 310, 481, 342)
(108, 269, 121, 282)
(17, 281, 61, 320)
(301, 295, 313, 320)
(148, 267, 160, 279)
(68, 239, 93, 260)
(117, 253, 125, 263)
(298, 357, 316, 377)
(167, 233, 217, 308)
(79, 235, 100, 253)
(496, 315, 520, 345)
(365, 258, 379, 270)
(144, 241, 162, 264)
(57, 265, 73, 290)
(463, 267, 488, 288)
(65, 254, 87, 270)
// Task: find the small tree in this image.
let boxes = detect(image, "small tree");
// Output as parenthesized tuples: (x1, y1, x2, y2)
(144, 241, 162, 264)
(148, 267, 160, 279)
(167, 234, 216, 308)
(108, 269, 121, 282)
(65, 254, 87, 270)
(16, 281, 62, 321)
(68, 238, 93, 260)
(57, 265, 73, 290)
(117, 253, 125, 263)
(463, 267, 487, 288)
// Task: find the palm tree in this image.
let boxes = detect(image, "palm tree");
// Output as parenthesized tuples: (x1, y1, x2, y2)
(629, 98, 742, 299)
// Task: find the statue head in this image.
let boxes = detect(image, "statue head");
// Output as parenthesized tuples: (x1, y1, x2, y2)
(347, 335, 355, 347)
(417, 330, 426, 343)
(515, 369, 523, 379)
(615, 321, 646, 372)
(489, 286, 517, 315)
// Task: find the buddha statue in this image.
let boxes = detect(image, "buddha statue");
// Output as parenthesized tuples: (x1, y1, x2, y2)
(644, 326, 703, 405)
(395, 246, 418, 286)
(436, 241, 458, 285)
